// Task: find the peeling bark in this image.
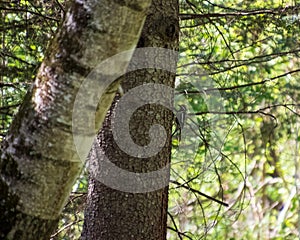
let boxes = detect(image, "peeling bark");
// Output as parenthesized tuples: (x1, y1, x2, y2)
(0, 0, 151, 239)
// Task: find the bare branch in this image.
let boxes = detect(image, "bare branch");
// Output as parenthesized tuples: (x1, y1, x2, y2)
(0, 7, 59, 22)
(180, 5, 300, 20)
(170, 180, 229, 207)
(167, 226, 193, 240)
(177, 69, 300, 93)
(167, 212, 183, 240)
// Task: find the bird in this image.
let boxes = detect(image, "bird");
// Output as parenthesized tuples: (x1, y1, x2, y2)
(172, 104, 187, 141)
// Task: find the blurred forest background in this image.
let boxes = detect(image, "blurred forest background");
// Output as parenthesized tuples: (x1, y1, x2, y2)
(0, 0, 299, 239)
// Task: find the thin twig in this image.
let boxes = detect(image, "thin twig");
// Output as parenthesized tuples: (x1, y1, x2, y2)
(170, 180, 229, 207)
(180, 5, 300, 20)
(167, 212, 183, 240)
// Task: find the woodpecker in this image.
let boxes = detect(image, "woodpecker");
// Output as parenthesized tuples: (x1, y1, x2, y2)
(172, 104, 187, 141)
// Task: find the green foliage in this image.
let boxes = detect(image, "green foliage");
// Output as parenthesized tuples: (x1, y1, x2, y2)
(0, 0, 64, 139)
(168, 0, 300, 239)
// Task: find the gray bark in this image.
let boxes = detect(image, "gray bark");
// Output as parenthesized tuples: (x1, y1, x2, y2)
(0, 0, 151, 239)
(81, 0, 179, 239)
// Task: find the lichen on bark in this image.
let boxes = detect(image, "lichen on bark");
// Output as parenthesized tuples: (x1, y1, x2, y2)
(0, 0, 152, 238)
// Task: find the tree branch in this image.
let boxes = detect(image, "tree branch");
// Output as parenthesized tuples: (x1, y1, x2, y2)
(170, 180, 229, 207)
(180, 5, 300, 20)
(177, 68, 300, 93)
(0, 7, 60, 22)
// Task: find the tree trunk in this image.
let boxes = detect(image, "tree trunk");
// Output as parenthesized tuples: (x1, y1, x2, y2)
(0, 0, 151, 239)
(81, 1, 179, 239)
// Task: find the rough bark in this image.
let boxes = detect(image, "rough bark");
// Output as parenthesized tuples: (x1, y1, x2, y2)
(0, 0, 151, 239)
(81, 0, 179, 239)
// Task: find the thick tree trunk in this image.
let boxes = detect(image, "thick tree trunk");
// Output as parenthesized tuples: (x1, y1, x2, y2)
(81, 1, 179, 239)
(0, 0, 151, 239)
